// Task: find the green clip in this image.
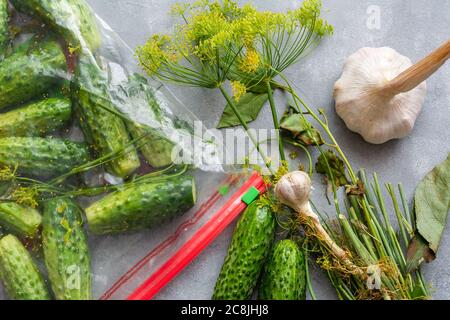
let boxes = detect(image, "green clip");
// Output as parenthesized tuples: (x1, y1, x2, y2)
(241, 186, 260, 205)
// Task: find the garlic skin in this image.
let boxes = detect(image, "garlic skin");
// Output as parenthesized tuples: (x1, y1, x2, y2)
(334, 47, 427, 144)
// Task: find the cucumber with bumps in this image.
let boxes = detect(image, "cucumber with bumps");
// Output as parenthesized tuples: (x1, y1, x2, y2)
(0, 98, 72, 138)
(212, 201, 276, 300)
(0, 234, 50, 300)
(42, 198, 91, 300)
(85, 175, 196, 235)
(0, 137, 90, 177)
(128, 122, 174, 168)
(0, 0, 8, 59)
(126, 74, 175, 168)
(74, 56, 140, 178)
(259, 239, 306, 300)
(0, 40, 67, 110)
(0, 203, 42, 239)
(10, 0, 101, 52)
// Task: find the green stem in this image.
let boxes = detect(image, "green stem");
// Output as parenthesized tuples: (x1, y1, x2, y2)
(218, 85, 275, 175)
(273, 74, 357, 183)
(303, 245, 317, 300)
(284, 139, 313, 176)
(266, 80, 285, 161)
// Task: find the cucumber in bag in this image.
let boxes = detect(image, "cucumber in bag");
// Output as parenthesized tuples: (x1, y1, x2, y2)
(0, 0, 8, 59)
(0, 137, 90, 177)
(73, 56, 140, 178)
(0, 234, 50, 300)
(0, 40, 67, 110)
(125, 74, 175, 168)
(259, 239, 306, 300)
(10, 0, 101, 52)
(85, 174, 196, 235)
(42, 198, 91, 300)
(0, 97, 72, 138)
(0, 203, 42, 239)
(212, 201, 276, 300)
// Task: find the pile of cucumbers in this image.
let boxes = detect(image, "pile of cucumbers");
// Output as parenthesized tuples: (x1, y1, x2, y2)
(0, 0, 196, 300)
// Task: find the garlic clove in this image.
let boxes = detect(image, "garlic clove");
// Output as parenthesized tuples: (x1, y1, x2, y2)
(334, 47, 427, 144)
(274, 171, 312, 212)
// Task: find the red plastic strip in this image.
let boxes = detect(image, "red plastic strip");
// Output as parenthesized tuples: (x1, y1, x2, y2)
(100, 175, 237, 300)
(127, 172, 266, 300)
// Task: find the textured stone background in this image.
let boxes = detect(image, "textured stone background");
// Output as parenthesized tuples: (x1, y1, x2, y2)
(0, 0, 448, 300)
(85, 0, 449, 299)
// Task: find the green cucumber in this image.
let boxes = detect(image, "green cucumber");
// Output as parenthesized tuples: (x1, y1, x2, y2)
(42, 198, 91, 300)
(212, 201, 276, 300)
(85, 175, 196, 235)
(10, 0, 100, 52)
(126, 75, 175, 168)
(128, 122, 174, 168)
(74, 56, 140, 178)
(0, 40, 67, 110)
(259, 239, 306, 300)
(0, 137, 90, 177)
(0, 0, 8, 59)
(0, 234, 50, 300)
(0, 98, 72, 138)
(0, 203, 42, 239)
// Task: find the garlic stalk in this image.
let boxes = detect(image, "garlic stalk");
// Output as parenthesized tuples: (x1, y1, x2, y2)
(275, 171, 362, 275)
(334, 39, 450, 144)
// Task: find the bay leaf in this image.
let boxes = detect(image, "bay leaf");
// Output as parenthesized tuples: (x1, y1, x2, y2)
(415, 153, 450, 253)
(217, 92, 269, 129)
(406, 153, 450, 270)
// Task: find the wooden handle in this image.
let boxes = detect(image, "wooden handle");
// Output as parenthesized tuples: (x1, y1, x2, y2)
(387, 39, 450, 94)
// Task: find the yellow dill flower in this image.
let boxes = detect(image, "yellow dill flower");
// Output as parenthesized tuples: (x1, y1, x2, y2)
(239, 48, 261, 74)
(288, 0, 333, 36)
(68, 44, 81, 55)
(170, 2, 190, 17)
(273, 160, 290, 184)
(230, 81, 247, 101)
(136, 34, 178, 75)
(186, 11, 227, 43)
(11, 187, 39, 209)
(186, 9, 238, 60)
(0, 165, 16, 181)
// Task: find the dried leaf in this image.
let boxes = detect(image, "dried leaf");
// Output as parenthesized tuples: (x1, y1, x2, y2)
(345, 180, 365, 196)
(415, 154, 450, 253)
(315, 150, 349, 188)
(280, 108, 324, 146)
(406, 234, 435, 272)
(406, 154, 450, 269)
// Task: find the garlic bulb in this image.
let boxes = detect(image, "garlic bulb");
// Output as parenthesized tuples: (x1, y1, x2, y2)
(275, 171, 312, 213)
(275, 171, 359, 272)
(334, 39, 450, 144)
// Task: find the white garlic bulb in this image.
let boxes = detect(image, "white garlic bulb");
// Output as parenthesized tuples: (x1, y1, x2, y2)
(274, 171, 312, 213)
(334, 40, 450, 144)
(275, 171, 356, 268)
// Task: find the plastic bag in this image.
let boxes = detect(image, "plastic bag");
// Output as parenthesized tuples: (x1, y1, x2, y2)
(0, 0, 244, 300)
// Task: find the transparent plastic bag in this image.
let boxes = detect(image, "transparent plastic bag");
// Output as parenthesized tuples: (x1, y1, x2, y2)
(0, 0, 249, 300)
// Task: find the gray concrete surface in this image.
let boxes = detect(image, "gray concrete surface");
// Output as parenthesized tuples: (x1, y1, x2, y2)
(0, 0, 448, 300)
(85, 0, 449, 300)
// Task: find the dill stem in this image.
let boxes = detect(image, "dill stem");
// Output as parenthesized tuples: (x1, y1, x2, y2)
(273, 73, 357, 183)
(218, 84, 275, 175)
(266, 80, 285, 161)
(303, 245, 317, 300)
